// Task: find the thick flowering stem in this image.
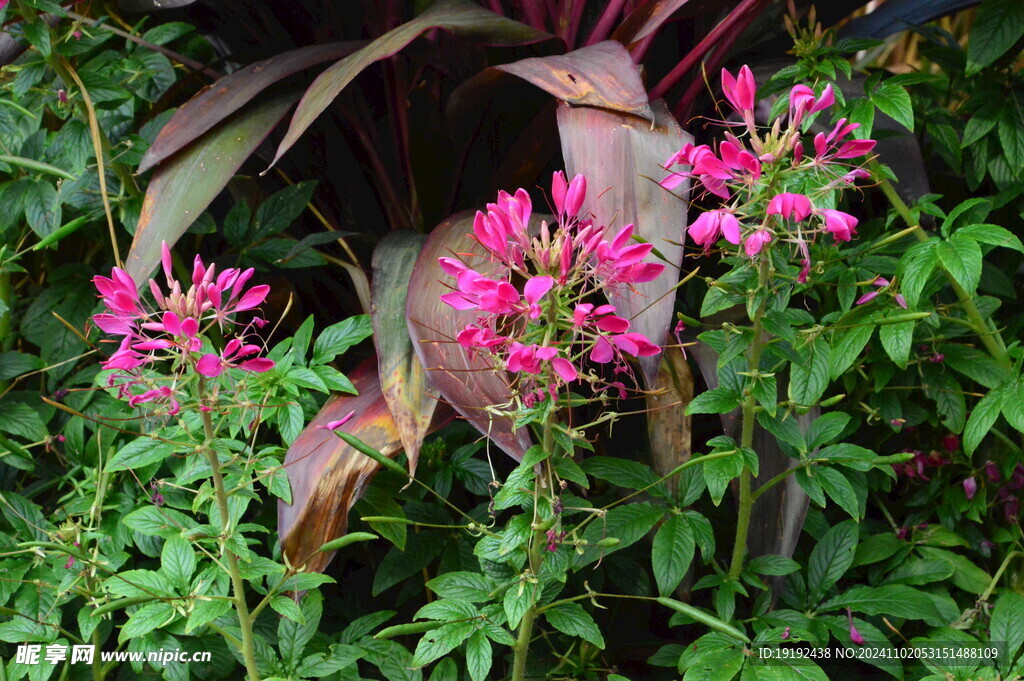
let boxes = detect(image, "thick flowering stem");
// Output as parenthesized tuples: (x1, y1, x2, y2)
(873, 166, 1010, 369)
(511, 606, 537, 681)
(199, 380, 261, 681)
(728, 258, 770, 581)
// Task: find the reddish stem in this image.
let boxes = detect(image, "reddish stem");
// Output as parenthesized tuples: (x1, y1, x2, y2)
(584, 0, 627, 45)
(519, 0, 547, 31)
(629, 28, 658, 63)
(486, 0, 504, 14)
(648, 0, 765, 101)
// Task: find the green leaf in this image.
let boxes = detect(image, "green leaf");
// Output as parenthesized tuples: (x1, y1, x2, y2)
(123, 506, 197, 538)
(937, 235, 983, 294)
(940, 343, 1007, 390)
(751, 374, 777, 417)
(119, 602, 175, 644)
(160, 536, 196, 588)
(416, 599, 478, 622)
(991, 592, 1024, 673)
(819, 585, 944, 625)
(279, 590, 322, 664)
(789, 338, 830, 406)
(956, 223, 1024, 253)
(884, 557, 954, 586)
(410, 621, 475, 667)
(426, 572, 492, 603)
(652, 514, 695, 596)
(829, 323, 874, 379)
(102, 570, 174, 598)
(578, 457, 658, 491)
(544, 603, 605, 649)
(107, 437, 178, 472)
(575, 503, 665, 568)
(871, 81, 913, 131)
(806, 520, 858, 606)
(252, 181, 316, 239)
(879, 320, 914, 368)
(294, 644, 363, 677)
(964, 388, 1006, 454)
(270, 596, 305, 624)
(311, 315, 373, 365)
(747, 555, 800, 576)
(815, 467, 860, 519)
(942, 198, 992, 237)
(966, 0, 1024, 74)
(806, 413, 850, 450)
(465, 630, 491, 681)
(686, 387, 741, 415)
(703, 450, 744, 506)
(1003, 382, 1024, 433)
(429, 658, 458, 681)
(923, 369, 966, 433)
(503, 584, 537, 629)
(997, 106, 1024, 174)
(186, 598, 231, 633)
(899, 241, 939, 308)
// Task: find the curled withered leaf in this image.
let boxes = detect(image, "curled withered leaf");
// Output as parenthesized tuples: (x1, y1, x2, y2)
(371, 230, 438, 478)
(495, 41, 654, 122)
(406, 212, 532, 461)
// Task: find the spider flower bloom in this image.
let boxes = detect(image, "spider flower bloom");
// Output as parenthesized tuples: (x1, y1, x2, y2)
(789, 84, 834, 127)
(688, 209, 741, 250)
(721, 65, 756, 113)
(551, 171, 587, 218)
(744, 229, 773, 256)
(821, 209, 858, 242)
(196, 338, 275, 378)
(506, 343, 577, 382)
(767, 193, 813, 221)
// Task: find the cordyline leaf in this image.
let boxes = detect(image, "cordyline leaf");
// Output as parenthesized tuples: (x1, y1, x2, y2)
(646, 349, 693, 497)
(124, 90, 299, 285)
(371, 230, 439, 478)
(495, 41, 653, 121)
(406, 213, 532, 461)
(612, 0, 694, 45)
(278, 359, 450, 573)
(269, 0, 553, 169)
(138, 42, 363, 174)
(558, 99, 690, 386)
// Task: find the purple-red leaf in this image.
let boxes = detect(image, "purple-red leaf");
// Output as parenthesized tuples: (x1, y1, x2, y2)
(495, 41, 653, 121)
(269, 0, 553, 169)
(125, 91, 298, 285)
(277, 359, 402, 573)
(371, 230, 438, 478)
(137, 42, 362, 174)
(612, 0, 694, 45)
(557, 99, 691, 386)
(406, 212, 532, 461)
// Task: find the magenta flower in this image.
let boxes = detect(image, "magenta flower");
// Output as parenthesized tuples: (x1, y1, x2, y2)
(551, 171, 586, 218)
(196, 339, 275, 378)
(457, 324, 505, 349)
(440, 269, 519, 314)
(985, 461, 1001, 483)
(718, 140, 761, 181)
(721, 65, 756, 113)
(789, 84, 834, 126)
(846, 609, 866, 646)
(590, 332, 661, 364)
(128, 385, 180, 415)
(506, 343, 577, 382)
(688, 209, 741, 250)
(523, 276, 554, 320)
(744, 229, 773, 256)
(821, 209, 858, 242)
(963, 477, 978, 500)
(93, 268, 142, 317)
(593, 224, 664, 285)
(767, 193, 812, 221)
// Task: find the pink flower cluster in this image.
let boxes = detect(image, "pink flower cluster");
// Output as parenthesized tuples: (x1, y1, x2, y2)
(441, 172, 663, 405)
(660, 65, 878, 283)
(92, 243, 275, 414)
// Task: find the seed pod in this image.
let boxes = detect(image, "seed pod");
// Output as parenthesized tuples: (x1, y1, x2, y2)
(374, 620, 442, 640)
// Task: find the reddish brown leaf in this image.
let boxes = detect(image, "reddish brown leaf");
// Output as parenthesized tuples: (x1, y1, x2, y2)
(612, 0, 693, 44)
(125, 90, 298, 285)
(405, 213, 532, 461)
(137, 42, 363, 174)
(646, 349, 693, 498)
(495, 41, 653, 121)
(277, 359, 401, 573)
(371, 230, 438, 478)
(557, 99, 691, 386)
(270, 0, 553, 169)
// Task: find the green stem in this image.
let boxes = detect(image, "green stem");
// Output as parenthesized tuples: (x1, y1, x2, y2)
(199, 381, 261, 681)
(510, 607, 536, 681)
(728, 258, 770, 581)
(873, 166, 1010, 369)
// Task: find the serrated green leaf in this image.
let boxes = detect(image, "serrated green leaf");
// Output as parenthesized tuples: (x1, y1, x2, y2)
(900, 241, 939, 308)
(991, 592, 1024, 673)
(815, 467, 860, 519)
(119, 602, 175, 644)
(806, 520, 858, 606)
(789, 338, 830, 406)
(465, 630, 491, 681)
(964, 388, 1006, 454)
(652, 514, 695, 596)
(426, 572, 492, 603)
(160, 536, 196, 588)
(411, 621, 474, 667)
(879, 320, 914, 368)
(937, 236, 982, 295)
(107, 438, 179, 472)
(871, 82, 913, 131)
(686, 387, 741, 415)
(956, 223, 1024, 253)
(966, 0, 1024, 74)
(544, 602, 604, 649)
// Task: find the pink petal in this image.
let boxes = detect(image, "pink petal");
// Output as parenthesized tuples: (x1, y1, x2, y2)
(196, 353, 224, 377)
(234, 284, 270, 311)
(590, 336, 614, 364)
(524, 276, 554, 305)
(238, 358, 275, 373)
(551, 357, 577, 382)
